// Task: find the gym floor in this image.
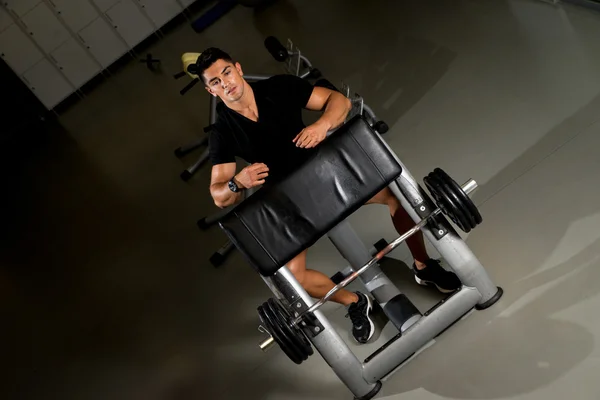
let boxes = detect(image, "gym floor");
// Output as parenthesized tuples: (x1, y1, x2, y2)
(3, 0, 600, 399)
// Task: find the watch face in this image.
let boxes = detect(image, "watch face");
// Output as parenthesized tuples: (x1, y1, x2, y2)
(228, 180, 238, 192)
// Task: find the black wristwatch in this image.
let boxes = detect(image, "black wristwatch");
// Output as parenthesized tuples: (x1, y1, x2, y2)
(228, 179, 242, 193)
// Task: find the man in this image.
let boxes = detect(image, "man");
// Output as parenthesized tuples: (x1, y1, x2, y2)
(201, 48, 460, 344)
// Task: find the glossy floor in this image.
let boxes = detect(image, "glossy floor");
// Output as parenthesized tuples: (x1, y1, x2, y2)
(2, 0, 600, 399)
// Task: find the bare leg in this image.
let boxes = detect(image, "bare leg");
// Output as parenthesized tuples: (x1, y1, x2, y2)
(367, 187, 430, 270)
(288, 249, 359, 306)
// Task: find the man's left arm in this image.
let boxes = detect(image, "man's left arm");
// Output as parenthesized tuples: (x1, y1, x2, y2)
(293, 87, 352, 149)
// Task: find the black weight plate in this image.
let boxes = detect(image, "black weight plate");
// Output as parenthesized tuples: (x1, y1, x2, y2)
(436, 173, 476, 231)
(265, 301, 307, 363)
(258, 299, 313, 364)
(435, 176, 473, 232)
(424, 172, 472, 232)
(259, 308, 303, 364)
(267, 299, 313, 358)
(258, 302, 304, 364)
(424, 176, 451, 218)
(434, 168, 482, 227)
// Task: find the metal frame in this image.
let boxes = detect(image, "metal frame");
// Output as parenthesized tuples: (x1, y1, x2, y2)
(256, 146, 501, 399)
(285, 39, 314, 79)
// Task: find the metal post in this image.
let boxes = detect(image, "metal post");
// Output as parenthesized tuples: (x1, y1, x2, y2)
(244, 74, 273, 82)
(185, 148, 209, 176)
(327, 221, 421, 332)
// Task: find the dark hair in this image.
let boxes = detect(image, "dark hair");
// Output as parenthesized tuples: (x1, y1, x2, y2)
(195, 47, 234, 84)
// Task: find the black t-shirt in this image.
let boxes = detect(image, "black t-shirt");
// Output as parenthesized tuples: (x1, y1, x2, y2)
(208, 74, 317, 182)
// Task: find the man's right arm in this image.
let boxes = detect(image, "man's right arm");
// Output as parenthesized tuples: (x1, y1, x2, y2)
(210, 162, 270, 208)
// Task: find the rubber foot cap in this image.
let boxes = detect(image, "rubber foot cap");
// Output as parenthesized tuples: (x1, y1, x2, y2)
(476, 287, 504, 310)
(355, 381, 382, 400)
(174, 148, 185, 158)
(374, 121, 389, 134)
(180, 170, 193, 182)
(210, 253, 226, 267)
(197, 218, 209, 230)
(309, 68, 322, 79)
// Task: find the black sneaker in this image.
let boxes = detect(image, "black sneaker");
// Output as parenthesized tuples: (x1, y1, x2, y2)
(413, 259, 461, 294)
(346, 291, 375, 344)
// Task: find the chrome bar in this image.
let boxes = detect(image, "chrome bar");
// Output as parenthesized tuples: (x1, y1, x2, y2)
(462, 179, 478, 196)
(299, 54, 312, 69)
(259, 336, 275, 352)
(244, 74, 273, 81)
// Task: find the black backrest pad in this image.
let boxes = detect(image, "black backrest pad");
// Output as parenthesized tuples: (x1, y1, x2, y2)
(218, 116, 403, 276)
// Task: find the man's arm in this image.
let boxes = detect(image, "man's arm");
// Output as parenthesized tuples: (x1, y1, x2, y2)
(293, 87, 352, 148)
(210, 163, 241, 209)
(210, 162, 270, 208)
(307, 86, 352, 130)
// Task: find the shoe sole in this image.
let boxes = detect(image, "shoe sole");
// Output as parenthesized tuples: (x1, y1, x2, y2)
(354, 295, 375, 344)
(415, 276, 456, 294)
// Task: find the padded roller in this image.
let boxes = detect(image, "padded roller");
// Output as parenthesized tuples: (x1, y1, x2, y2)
(264, 36, 288, 62)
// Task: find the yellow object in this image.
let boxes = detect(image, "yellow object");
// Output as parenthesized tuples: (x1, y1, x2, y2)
(181, 52, 202, 79)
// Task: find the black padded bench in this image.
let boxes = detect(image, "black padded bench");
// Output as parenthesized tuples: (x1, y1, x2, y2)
(218, 116, 402, 276)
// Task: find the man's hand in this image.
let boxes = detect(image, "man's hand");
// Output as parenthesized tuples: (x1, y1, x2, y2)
(235, 163, 269, 188)
(293, 121, 329, 149)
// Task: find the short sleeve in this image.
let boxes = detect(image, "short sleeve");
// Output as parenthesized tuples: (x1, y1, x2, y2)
(268, 74, 314, 109)
(208, 127, 236, 165)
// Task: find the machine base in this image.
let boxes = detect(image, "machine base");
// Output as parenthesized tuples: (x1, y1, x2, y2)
(355, 381, 382, 400)
(475, 287, 504, 310)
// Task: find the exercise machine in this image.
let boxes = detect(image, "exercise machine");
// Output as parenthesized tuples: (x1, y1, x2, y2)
(217, 116, 503, 399)
(198, 76, 388, 268)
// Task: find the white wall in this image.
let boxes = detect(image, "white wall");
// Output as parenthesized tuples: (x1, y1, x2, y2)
(0, 0, 194, 110)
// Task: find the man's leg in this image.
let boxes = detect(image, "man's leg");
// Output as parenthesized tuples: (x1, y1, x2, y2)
(367, 187, 461, 293)
(287, 249, 358, 306)
(367, 187, 429, 269)
(288, 249, 375, 343)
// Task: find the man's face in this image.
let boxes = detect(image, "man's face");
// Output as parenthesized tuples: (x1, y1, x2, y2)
(203, 59, 245, 102)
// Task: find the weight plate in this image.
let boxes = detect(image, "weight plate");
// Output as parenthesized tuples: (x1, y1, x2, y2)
(258, 301, 304, 364)
(433, 168, 482, 228)
(258, 304, 302, 363)
(267, 299, 313, 359)
(437, 175, 476, 231)
(257, 299, 313, 365)
(424, 172, 472, 232)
